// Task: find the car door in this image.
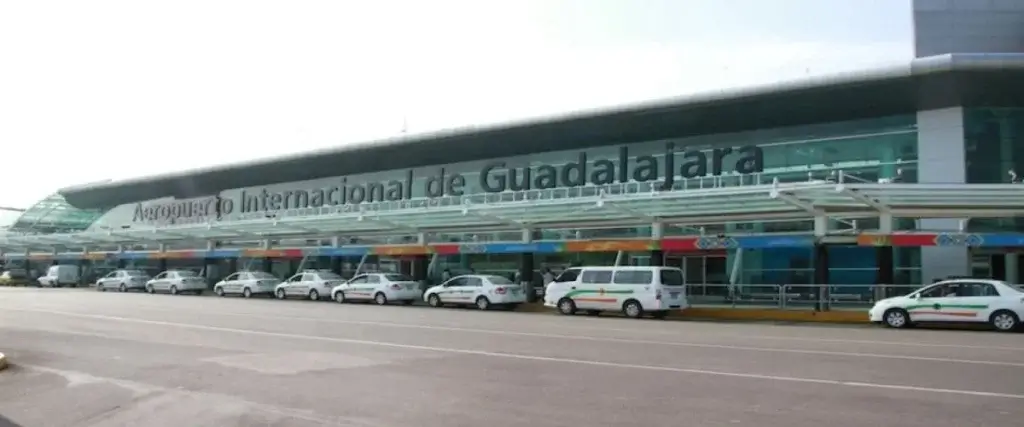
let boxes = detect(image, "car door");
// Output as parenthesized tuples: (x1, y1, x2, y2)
(440, 276, 470, 302)
(909, 283, 956, 322)
(365, 274, 382, 295)
(283, 274, 303, 296)
(944, 281, 1002, 323)
(98, 271, 118, 289)
(221, 273, 241, 293)
(574, 269, 614, 310)
(345, 275, 371, 299)
(150, 272, 168, 291)
(463, 276, 484, 302)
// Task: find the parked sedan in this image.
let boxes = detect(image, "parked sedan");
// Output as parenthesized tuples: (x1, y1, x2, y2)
(870, 278, 1024, 331)
(423, 274, 526, 310)
(213, 271, 281, 298)
(96, 269, 151, 292)
(275, 270, 347, 301)
(146, 269, 207, 295)
(331, 273, 421, 305)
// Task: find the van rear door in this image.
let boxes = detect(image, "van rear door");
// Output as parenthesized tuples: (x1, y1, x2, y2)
(658, 268, 686, 309)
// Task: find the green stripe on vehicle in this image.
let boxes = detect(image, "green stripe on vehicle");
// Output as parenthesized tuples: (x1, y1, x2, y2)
(564, 289, 635, 299)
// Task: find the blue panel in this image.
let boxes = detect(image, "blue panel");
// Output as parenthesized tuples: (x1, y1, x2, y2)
(204, 250, 241, 259)
(484, 242, 561, 254)
(979, 234, 1024, 247)
(735, 235, 814, 249)
(319, 247, 372, 257)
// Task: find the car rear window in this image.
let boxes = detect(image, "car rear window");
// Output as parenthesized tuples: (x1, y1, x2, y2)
(384, 274, 414, 282)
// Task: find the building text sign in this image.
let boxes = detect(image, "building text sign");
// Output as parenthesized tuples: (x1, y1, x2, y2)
(132, 144, 763, 223)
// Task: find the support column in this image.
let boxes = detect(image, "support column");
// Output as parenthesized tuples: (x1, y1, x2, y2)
(261, 257, 272, 273)
(650, 222, 664, 266)
(158, 258, 168, 273)
(77, 259, 89, 287)
(330, 257, 342, 275)
(813, 243, 829, 311)
(875, 246, 894, 300)
(227, 257, 238, 274)
(204, 257, 216, 287)
(520, 228, 536, 303)
(1006, 253, 1020, 283)
(917, 107, 970, 280)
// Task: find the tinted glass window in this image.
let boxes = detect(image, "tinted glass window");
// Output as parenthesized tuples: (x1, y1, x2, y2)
(660, 269, 684, 286)
(612, 270, 653, 285)
(384, 274, 413, 282)
(555, 269, 580, 282)
(581, 270, 612, 284)
(367, 275, 381, 284)
(962, 283, 1000, 297)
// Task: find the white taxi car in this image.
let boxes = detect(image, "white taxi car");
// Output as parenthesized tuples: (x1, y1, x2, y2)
(213, 271, 281, 298)
(146, 269, 207, 295)
(96, 269, 151, 292)
(870, 278, 1024, 332)
(276, 270, 347, 301)
(423, 274, 525, 310)
(331, 273, 421, 305)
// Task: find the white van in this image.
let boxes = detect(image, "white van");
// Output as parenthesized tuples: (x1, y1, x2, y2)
(37, 265, 81, 288)
(544, 266, 688, 319)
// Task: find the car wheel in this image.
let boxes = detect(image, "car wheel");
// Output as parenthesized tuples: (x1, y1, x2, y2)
(990, 310, 1020, 332)
(427, 293, 442, 307)
(97, 284, 105, 292)
(276, 289, 287, 300)
(215, 286, 225, 297)
(374, 292, 388, 305)
(146, 285, 154, 294)
(309, 289, 319, 301)
(557, 298, 576, 315)
(883, 308, 911, 329)
(170, 285, 178, 295)
(119, 283, 127, 293)
(243, 288, 252, 298)
(334, 291, 346, 304)
(475, 296, 491, 310)
(622, 300, 643, 319)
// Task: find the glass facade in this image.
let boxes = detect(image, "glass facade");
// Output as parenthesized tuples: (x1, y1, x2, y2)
(964, 108, 1024, 232)
(9, 194, 105, 234)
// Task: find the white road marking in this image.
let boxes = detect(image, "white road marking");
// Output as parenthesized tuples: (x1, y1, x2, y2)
(10, 307, 1024, 400)
(49, 303, 1024, 367)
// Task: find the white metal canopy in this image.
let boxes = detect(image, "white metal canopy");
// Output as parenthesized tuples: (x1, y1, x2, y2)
(3, 181, 1024, 252)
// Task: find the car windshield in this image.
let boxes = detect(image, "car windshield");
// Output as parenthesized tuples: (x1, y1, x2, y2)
(250, 272, 277, 279)
(486, 275, 514, 285)
(384, 274, 414, 282)
(317, 272, 343, 280)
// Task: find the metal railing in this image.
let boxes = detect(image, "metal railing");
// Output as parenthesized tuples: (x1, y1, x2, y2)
(687, 283, 924, 311)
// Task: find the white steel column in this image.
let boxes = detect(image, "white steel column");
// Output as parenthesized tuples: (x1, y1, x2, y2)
(917, 107, 970, 280)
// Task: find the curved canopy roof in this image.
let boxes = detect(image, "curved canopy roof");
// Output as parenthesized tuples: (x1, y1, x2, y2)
(7, 194, 105, 234)
(59, 53, 1024, 210)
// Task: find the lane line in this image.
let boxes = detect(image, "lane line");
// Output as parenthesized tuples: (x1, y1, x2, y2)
(20, 304, 1023, 368)
(7, 297, 1024, 352)
(9, 307, 1024, 400)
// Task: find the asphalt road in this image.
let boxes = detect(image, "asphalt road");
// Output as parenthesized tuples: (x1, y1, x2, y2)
(1, 288, 1023, 427)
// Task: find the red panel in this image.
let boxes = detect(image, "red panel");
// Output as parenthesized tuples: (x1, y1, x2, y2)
(889, 234, 938, 247)
(660, 238, 699, 252)
(431, 244, 461, 255)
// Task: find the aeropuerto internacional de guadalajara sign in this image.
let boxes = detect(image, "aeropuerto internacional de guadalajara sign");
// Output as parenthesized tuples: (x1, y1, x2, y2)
(132, 144, 764, 223)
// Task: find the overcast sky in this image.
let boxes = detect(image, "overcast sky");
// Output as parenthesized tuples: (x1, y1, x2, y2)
(0, 0, 912, 223)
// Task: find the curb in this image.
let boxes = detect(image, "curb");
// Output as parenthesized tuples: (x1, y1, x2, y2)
(0, 353, 7, 371)
(513, 303, 869, 324)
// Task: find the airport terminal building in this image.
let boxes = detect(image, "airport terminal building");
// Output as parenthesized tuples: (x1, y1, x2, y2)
(3, 2, 1024, 301)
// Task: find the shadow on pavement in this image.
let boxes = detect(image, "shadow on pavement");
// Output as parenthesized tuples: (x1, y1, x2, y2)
(0, 415, 22, 427)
